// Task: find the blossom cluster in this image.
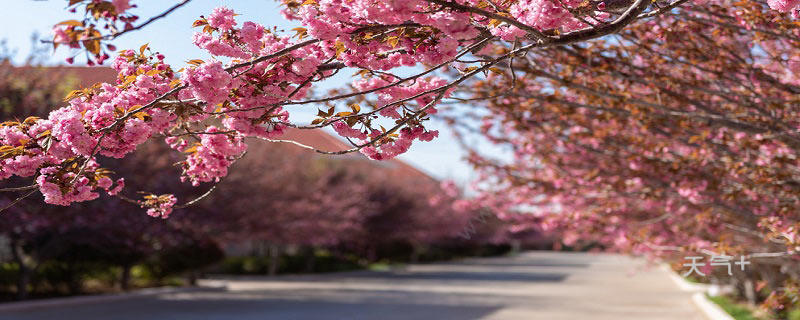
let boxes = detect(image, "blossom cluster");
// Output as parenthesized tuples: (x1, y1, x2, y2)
(172, 127, 248, 186)
(141, 194, 178, 219)
(0, 48, 175, 207)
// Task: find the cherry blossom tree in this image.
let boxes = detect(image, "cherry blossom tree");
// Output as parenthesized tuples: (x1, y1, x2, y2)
(451, 0, 800, 312)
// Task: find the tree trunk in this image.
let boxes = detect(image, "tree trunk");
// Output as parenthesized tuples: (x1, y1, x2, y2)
(367, 246, 377, 263)
(303, 247, 316, 273)
(409, 244, 422, 264)
(9, 238, 30, 300)
(66, 263, 81, 295)
(743, 277, 757, 306)
(510, 240, 521, 255)
(268, 244, 281, 276)
(186, 271, 198, 286)
(120, 264, 132, 291)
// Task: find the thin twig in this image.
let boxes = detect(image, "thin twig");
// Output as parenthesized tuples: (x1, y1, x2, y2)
(44, 0, 193, 44)
(0, 185, 37, 192)
(0, 189, 37, 214)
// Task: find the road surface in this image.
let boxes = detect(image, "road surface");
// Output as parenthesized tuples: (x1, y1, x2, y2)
(0, 251, 704, 320)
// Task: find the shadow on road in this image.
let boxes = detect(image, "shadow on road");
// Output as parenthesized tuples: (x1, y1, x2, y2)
(344, 270, 569, 282)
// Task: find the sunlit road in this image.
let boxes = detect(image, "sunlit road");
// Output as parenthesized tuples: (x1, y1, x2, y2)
(0, 251, 704, 320)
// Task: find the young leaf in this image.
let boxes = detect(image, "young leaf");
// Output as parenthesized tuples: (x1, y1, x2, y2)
(192, 19, 208, 27)
(386, 36, 400, 48)
(57, 20, 84, 27)
(64, 90, 84, 101)
(292, 27, 308, 39)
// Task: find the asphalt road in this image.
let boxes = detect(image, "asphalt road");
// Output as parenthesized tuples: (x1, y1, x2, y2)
(0, 251, 704, 320)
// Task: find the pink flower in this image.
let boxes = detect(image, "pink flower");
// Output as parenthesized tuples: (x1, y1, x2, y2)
(332, 121, 367, 140)
(207, 7, 237, 31)
(768, 0, 800, 11)
(50, 107, 96, 157)
(36, 167, 100, 206)
(108, 178, 125, 196)
(143, 194, 177, 219)
(179, 127, 247, 185)
(52, 26, 79, 48)
(419, 130, 439, 142)
(290, 58, 320, 76)
(180, 61, 233, 106)
(97, 177, 113, 189)
(112, 0, 132, 13)
(241, 22, 266, 53)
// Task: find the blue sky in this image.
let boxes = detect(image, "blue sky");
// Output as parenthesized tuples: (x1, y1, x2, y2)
(1, 0, 510, 185)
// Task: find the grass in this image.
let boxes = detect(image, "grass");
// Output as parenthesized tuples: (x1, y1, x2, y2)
(366, 261, 406, 272)
(682, 276, 699, 284)
(707, 294, 760, 320)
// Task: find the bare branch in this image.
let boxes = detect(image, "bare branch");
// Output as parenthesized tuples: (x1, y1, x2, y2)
(425, 0, 549, 41)
(44, 0, 193, 44)
(0, 185, 37, 192)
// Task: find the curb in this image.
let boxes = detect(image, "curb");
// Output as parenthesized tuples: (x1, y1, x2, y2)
(662, 264, 733, 320)
(0, 283, 227, 312)
(661, 264, 709, 292)
(692, 292, 735, 320)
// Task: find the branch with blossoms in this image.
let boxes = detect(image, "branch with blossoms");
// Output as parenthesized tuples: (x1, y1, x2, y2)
(47, 0, 193, 65)
(3, 0, 784, 217)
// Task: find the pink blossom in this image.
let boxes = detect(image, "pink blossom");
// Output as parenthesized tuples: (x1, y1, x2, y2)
(143, 194, 177, 219)
(52, 26, 79, 48)
(179, 127, 247, 186)
(419, 130, 439, 142)
(768, 0, 800, 11)
(108, 178, 125, 196)
(207, 7, 237, 31)
(332, 121, 367, 140)
(112, 0, 132, 13)
(36, 167, 100, 206)
(180, 61, 233, 107)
